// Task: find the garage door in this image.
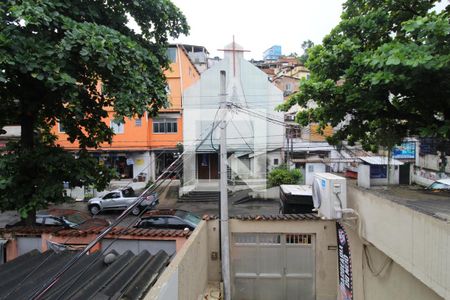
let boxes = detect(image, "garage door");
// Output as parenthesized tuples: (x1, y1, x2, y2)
(232, 233, 315, 300)
(102, 239, 176, 256)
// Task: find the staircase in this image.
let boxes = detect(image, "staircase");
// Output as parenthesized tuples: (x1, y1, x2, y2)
(178, 191, 230, 202)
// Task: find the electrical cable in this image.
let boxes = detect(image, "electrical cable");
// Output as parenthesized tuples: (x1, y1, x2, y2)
(210, 107, 221, 152)
(32, 152, 191, 299)
(363, 245, 393, 277)
(53, 154, 192, 299)
(30, 122, 219, 299)
(230, 119, 253, 153)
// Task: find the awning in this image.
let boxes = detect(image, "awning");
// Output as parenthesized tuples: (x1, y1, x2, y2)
(359, 156, 404, 166)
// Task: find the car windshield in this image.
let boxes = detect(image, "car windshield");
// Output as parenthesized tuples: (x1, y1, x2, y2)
(122, 187, 135, 197)
(175, 211, 201, 225)
(64, 212, 90, 225)
(428, 182, 450, 190)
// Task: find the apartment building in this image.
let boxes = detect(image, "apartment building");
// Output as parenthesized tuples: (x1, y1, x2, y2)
(54, 45, 201, 182)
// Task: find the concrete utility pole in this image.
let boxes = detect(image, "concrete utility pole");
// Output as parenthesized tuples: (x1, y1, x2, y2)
(220, 100, 231, 300)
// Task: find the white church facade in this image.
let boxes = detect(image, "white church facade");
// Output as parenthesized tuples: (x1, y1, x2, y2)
(181, 41, 284, 193)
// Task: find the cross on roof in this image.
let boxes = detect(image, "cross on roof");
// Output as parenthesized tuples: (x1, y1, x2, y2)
(218, 36, 250, 77)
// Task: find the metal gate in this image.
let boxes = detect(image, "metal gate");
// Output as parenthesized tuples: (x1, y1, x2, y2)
(232, 233, 315, 300)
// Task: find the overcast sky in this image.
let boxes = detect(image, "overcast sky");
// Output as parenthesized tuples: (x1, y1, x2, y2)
(169, 0, 345, 60)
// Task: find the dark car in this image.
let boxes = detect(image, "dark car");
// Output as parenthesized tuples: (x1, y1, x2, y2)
(425, 179, 450, 191)
(134, 209, 201, 231)
(6, 209, 110, 229)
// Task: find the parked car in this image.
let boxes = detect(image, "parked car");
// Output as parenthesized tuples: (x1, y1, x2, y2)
(134, 209, 201, 231)
(425, 179, 450, 192)
(87, 187, 158, 216)
(6, 209, 109, 229)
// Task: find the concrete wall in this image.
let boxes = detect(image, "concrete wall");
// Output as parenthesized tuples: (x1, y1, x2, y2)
(228, 219, 338, 300)
(358, 165, 370, 188)
(417, 154, 450, 174)
(305, 163, 326, 185)
(342, 223, 442, 300)
(347, 184, 449, 299)
(146, 221, 209, 300)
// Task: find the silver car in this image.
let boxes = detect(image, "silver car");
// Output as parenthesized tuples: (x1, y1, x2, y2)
(87, 187, 158, 216)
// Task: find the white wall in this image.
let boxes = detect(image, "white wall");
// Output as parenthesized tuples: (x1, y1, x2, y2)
(182, 43, 284, 187)
(347, 184, 450, 299)
(357, 165, 370, 188)
(343, 222, 443, 300)
(131, 151, 151, 182)
(305, 163, 326, 185)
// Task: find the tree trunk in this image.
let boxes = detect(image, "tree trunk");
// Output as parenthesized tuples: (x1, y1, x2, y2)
(20, 112, 37, 226)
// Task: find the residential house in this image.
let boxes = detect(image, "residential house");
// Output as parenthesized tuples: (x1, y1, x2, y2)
(0, 225, 191, 299)
(149, 182, 449, 300)
(182, 44, 210, 73)
(54, 44, 201, 183)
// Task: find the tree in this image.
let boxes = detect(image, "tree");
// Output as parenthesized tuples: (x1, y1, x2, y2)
(0, 0, 188, 220)
(298, 39, 314, 64)
(281, 1, 450, 152)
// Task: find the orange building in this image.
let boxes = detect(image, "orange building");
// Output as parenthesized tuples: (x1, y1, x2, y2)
(54, 44, 202, 181)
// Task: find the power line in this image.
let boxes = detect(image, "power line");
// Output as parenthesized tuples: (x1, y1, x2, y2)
(53, 154, 193, 299)
(31, 123, 219, 299)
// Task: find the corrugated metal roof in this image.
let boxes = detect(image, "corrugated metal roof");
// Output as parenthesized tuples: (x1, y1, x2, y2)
(203, 213, 320, 221)
(359, 156, 404, 165)
(0, 249, 169, 299)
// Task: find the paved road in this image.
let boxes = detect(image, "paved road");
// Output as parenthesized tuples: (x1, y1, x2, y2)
(0, 183, 280, 228)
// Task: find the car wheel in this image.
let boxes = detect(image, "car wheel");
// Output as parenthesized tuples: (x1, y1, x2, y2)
(131, 207, 141, 216)
(89, 205, 101, 215)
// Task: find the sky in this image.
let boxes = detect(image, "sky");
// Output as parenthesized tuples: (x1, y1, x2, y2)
(168, 0, 346, 60)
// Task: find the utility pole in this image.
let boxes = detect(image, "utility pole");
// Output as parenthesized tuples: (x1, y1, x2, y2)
(220, 100, 231, 300)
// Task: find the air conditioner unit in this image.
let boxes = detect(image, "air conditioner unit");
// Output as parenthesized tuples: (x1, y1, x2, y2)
(312, 173, 347, 219)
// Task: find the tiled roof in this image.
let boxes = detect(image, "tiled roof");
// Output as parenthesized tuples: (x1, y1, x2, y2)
(1, 226, 191, 238)
(203, 213, 320, 221)
(0, 248, 170, 299)
(53, 226, 191, 238)
(0, 226, 60, 235)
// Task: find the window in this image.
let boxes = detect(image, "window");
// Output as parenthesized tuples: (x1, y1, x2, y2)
(138, 217, 166, 228)
(58, 123, 65, 133)
(103, 192, 120, 199)
(153, 119, 178, 133)
(166, 47, 177, 63)
(220, 70, 226, 95)
(274, 158, 279, 165)
(285, 83, 293, 92)
(370, 165, 387, 179)
(135, 118, 142, 127)
(45, 217, 63, 226)
(167, 218, 186, 226)
(111, 121, 124, 134)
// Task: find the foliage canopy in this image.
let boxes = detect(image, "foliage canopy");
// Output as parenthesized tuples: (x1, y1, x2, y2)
(0, 0, 188, 217)
(281, 1, 450, 152)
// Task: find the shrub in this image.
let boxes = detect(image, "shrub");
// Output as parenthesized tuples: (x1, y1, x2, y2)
(267, 165, 303, 187)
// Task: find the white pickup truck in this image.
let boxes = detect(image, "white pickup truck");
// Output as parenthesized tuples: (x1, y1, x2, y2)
(87, 187, 158, 216)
